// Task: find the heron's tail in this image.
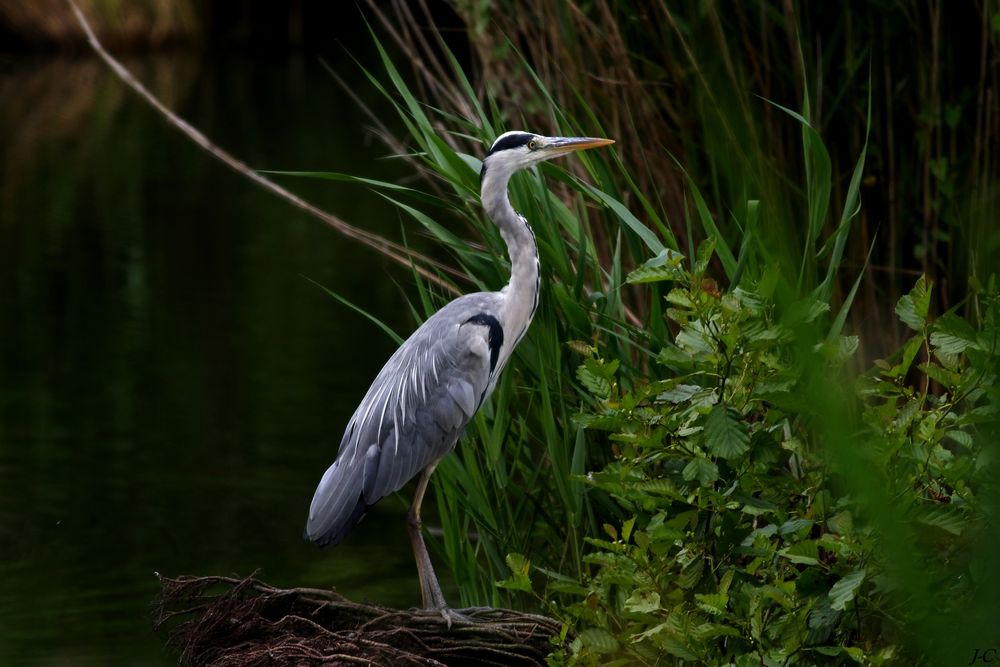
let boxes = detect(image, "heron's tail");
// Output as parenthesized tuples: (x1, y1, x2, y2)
(304, 455, 372, 548)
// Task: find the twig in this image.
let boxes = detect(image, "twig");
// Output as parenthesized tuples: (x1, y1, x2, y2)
(65, 0, 462, 297)
(154, 572, 565, 666)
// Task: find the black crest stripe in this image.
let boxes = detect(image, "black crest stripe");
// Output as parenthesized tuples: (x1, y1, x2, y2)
(486, 132, 533, 156)
(464, 313, 504, 372)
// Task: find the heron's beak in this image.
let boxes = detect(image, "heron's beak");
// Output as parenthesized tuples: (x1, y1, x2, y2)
(545, 136, 615, 156)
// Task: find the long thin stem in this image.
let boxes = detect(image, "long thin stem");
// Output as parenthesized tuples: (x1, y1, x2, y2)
(66, 0, 461, 297)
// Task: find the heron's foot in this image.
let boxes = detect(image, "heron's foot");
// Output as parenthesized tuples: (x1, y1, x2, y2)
(432, 606, 477, 629)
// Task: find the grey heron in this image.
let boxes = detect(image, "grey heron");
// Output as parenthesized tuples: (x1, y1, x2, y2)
(305, 131, 614, 614)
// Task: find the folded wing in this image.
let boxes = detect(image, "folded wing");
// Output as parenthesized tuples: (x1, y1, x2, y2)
(305, 305, 498, 547)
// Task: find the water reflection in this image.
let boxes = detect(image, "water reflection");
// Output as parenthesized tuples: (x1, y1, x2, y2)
(0, 48, 440, 665)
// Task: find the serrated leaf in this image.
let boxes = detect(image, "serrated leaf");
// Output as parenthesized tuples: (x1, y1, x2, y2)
(694, 591, 729, 616)
(895, 275, 931, 330)
(657, 343, 691, 366)
(691, 622, 742, 641)
(577, 365, 612, 398)
(739, 494, 779, 516)
(495, 553, 533, 593)
(778, 518, 814, 535)
(930, 330, 972, 355)
(932, 312, 978, 354)
(917, 504, 967, 536)
(808, 595, 841, 644)
(635, 478, 680, 497)
(918, 362, 958, 388)
(585, 357, 620, 379)
(655, 613, 700, 660)
(946, 430, 973, 448)
(675, 324, 714, 353)
(704, 405, 750, 459)
(657, 384, 701, 403)
(627, 264, 684, 284)
(827, 510, 853, 535)
(829, 569, 866, 610)
(665, 287, 695, 308)
(576, 628, 620, 654)
(778, 540, 819, 565)
(679, 556, 705, 589)
(682, 457, 719, 486)
(624, 589, 662, 614)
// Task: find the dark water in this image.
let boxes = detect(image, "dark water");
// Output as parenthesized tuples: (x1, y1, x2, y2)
(0, 46, 440, 665)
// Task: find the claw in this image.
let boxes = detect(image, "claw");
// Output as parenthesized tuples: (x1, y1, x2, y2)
(435, 606, 477, 629)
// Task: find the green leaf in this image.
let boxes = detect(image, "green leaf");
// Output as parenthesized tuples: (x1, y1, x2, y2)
(692, 622, 742, 641)
(683, 172, 737, 280)
(627, 264, 684, 284)
(694, 591, 729, 616)
(885, 335, 924, 378)
(627, 248, 685, 284)
(577, 365, 612, 398)
(779, 540, 820, 565)
(495, 553, 533, 593)
(931, 313, 978, 354)
(916, 504, 968, 536)
(704, 405, 750, 459)
(683, 457, 719, 486)
(739, 494, 779, 516)
(895, 275, 932, 330)
(808, 595, 841, 644)
(694, 236, 717, 275)
(582, 182, 665, 255)
(778, 518, 814, 535)
(657, 383, 701, 403)
(829, 569, 866, 610)
(946, 430, 973, 448)
(621, 516, 636, 543)
(575, 628, 620, 655)
(624, 589, 662, 614)
(817, 79, 872, 304)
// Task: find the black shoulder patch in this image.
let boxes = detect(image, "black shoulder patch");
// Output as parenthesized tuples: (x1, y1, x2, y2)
(464, 313, 504, 372)
(486, 132, 533, 157)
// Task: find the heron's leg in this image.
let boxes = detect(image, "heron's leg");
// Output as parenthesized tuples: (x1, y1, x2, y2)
(407, 463, 448, 610)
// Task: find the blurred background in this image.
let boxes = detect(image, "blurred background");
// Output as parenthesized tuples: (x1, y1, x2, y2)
(2, 0, 998, 664)
(0, 2, 467, 665)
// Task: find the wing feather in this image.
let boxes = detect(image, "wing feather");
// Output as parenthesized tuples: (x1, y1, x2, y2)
(305, 300, 499, 547)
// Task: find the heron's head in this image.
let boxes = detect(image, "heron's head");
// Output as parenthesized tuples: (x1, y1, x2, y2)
(480, 131, 614, 183)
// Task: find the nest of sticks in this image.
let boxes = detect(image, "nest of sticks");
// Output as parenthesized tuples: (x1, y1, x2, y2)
(153, 573, 566, 666)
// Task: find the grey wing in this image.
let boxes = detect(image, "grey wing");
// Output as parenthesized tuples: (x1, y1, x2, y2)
(305, 306, 496, 547)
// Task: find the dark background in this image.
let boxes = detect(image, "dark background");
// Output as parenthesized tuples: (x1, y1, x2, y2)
(0, 2, 461, 664)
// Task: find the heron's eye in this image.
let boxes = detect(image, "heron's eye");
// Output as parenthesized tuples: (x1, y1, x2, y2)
(527, 139, 538, 150)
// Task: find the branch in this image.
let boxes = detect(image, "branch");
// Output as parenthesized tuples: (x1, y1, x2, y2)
(66, 0, 462, 296)
(154, 573, 565, 666)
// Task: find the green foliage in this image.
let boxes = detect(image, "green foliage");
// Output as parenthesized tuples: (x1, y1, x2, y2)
(526, 273, 999, 665)
(323, 8, 1000, 663)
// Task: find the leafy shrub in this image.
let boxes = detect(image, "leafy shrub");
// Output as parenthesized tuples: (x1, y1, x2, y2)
(507, 270, 998, 665)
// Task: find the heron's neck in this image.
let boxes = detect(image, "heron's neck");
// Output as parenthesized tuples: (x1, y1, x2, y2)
(482, 174, 540, 341)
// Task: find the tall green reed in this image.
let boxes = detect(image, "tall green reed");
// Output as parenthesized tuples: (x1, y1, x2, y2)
(305, 29, 667, 606)
(379, 0, 999, 360)
(300, 19, 877, 611)
(291, 8, 997, 661)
